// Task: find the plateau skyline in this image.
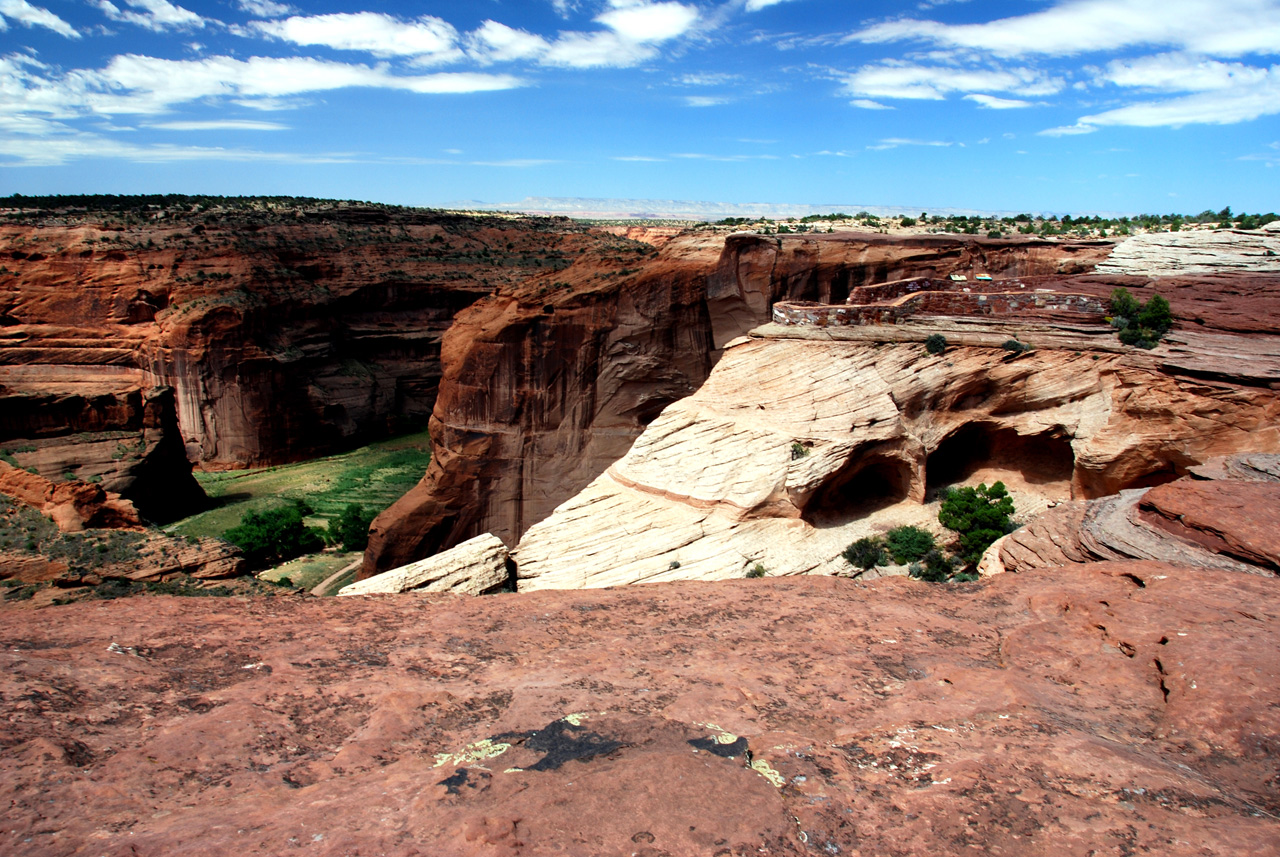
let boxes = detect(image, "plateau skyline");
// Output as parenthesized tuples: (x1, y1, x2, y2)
(1, 0, 1278, 214)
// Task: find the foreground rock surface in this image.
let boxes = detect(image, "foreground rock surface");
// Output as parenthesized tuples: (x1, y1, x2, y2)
(2, 563, 1278, 856)
(338, 533, 509, 596)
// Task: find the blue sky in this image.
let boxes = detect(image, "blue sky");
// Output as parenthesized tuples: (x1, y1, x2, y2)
(1, 0, 1277, 214)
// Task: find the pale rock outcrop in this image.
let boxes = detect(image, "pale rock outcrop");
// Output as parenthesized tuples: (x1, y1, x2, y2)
(514, 335, 1280, 591)
(339, 533, 510, 596)
(1097, 229, 1280, 276)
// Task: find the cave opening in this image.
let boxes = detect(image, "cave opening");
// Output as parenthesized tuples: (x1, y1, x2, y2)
(801, 454, 913, 528)
(925, 423, 1075, 498)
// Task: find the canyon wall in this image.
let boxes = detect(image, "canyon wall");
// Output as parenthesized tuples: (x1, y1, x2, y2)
(364, 233, 1114, 576)
(0, 202, 620, 519)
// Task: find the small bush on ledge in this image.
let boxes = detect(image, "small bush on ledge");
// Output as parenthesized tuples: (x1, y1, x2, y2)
(1109, 287, 1172, 349)
(885, 525, 936, 564)
(842, 537, 887, 570)
(925, 334, 948, 356)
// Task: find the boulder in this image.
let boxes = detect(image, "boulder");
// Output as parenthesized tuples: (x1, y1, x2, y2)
(340, 533, 510, 597)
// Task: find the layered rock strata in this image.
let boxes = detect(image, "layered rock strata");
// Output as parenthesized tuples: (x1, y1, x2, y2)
(513, 336, 1280, 590)
(365, 233, 1113, 576)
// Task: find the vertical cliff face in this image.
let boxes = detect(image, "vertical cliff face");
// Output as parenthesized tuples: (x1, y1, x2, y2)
(1, 203, 629, 518)
(362, 231, 1116, 576)
(362, 233, 724, 575)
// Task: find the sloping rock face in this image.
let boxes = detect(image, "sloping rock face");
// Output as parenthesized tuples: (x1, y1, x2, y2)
(338, 533, 510, 596)
(513, 335, 1280, 590)
(364, 233, 1113, 577)
(2, 562, 1278, 856)
(1000, 455, 1280, 577)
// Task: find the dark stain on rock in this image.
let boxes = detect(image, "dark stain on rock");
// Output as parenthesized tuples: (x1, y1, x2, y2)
(688, 735, 750, 759)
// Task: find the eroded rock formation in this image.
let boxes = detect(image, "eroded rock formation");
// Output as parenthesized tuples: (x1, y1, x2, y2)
(513, 333, 1280, 590)
(365, 232, 1113, 576)
(0, 202, 635, 514)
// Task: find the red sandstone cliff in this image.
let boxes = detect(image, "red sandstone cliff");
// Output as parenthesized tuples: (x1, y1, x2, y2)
(0, 202, 627, 519)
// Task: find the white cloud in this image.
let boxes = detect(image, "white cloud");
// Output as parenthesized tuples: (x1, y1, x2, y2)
(745, 0, 803, 10)
(236, 0, 290, 17)
(468, 21, 550, 63)
(148, 119, 289, 130)
(0, 54, 525, 123)
(685, 95, 729, 106)
(253, 13, 463, 64)
(866, 138, 955, 150)
(1081, 72, 1280, 125)
(843, 62, 1061, 101)
(95, 0, 204, 32)
(850, 98, 893, 109)
(543, 30, 656, 68)
(852, 0, 1280, 59)
(964, 93, 1033, 109)
(1100, 53, 1271, 91)
(1039, 122, 1099, 136)
(0, 0, 79, 37)
(0, 131, 347, 167)
(596, 2, 698, 42)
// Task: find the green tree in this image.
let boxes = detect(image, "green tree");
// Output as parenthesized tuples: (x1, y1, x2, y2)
(223, 500, 325, 568)
(938, 482, 1016, 565)
(843, 537, 887, 570)
(884, 526, 935, 564)
(330, 503, 376, 552)
(925, 334, 948, 356)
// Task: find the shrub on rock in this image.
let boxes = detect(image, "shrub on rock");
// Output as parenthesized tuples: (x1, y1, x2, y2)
(842, 537, 886, 570)
(938, 482, 1015, 565)
(885, 525, 935, 564)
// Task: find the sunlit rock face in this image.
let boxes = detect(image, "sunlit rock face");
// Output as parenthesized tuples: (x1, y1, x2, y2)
(512, 335, 1280, 591)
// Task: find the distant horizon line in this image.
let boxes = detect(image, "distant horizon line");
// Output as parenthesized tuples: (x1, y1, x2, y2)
(450, 196, 1145, 221)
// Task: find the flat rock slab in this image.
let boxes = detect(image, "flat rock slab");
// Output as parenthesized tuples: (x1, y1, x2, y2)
(1140, 481, 1280, 572)
(2, 563, 1279, 856)
(338, 533, 510, 596)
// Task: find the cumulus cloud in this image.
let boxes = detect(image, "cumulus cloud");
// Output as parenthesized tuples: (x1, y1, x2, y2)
(597, 1, 698, 42)
(95, 0, 204, 32)
(253, 13, 463, 64)
(468, 21, 550, 63)
(744, 0, 804, 9)
(0, 0, 79, 37)
(850, 98, 893, 109)
(852, 0, 1280, 59)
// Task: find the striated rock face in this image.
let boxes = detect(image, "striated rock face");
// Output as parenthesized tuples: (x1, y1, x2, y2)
(364, 233, 1115, 577)
(2, 562, 1279, 855)
(513, 334, 1280, 590)
(339, 533, 510, 597)
(998, 454, 1280, 577)
(0, 460, 141, 531)
(1097, 229, 1280, 276)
